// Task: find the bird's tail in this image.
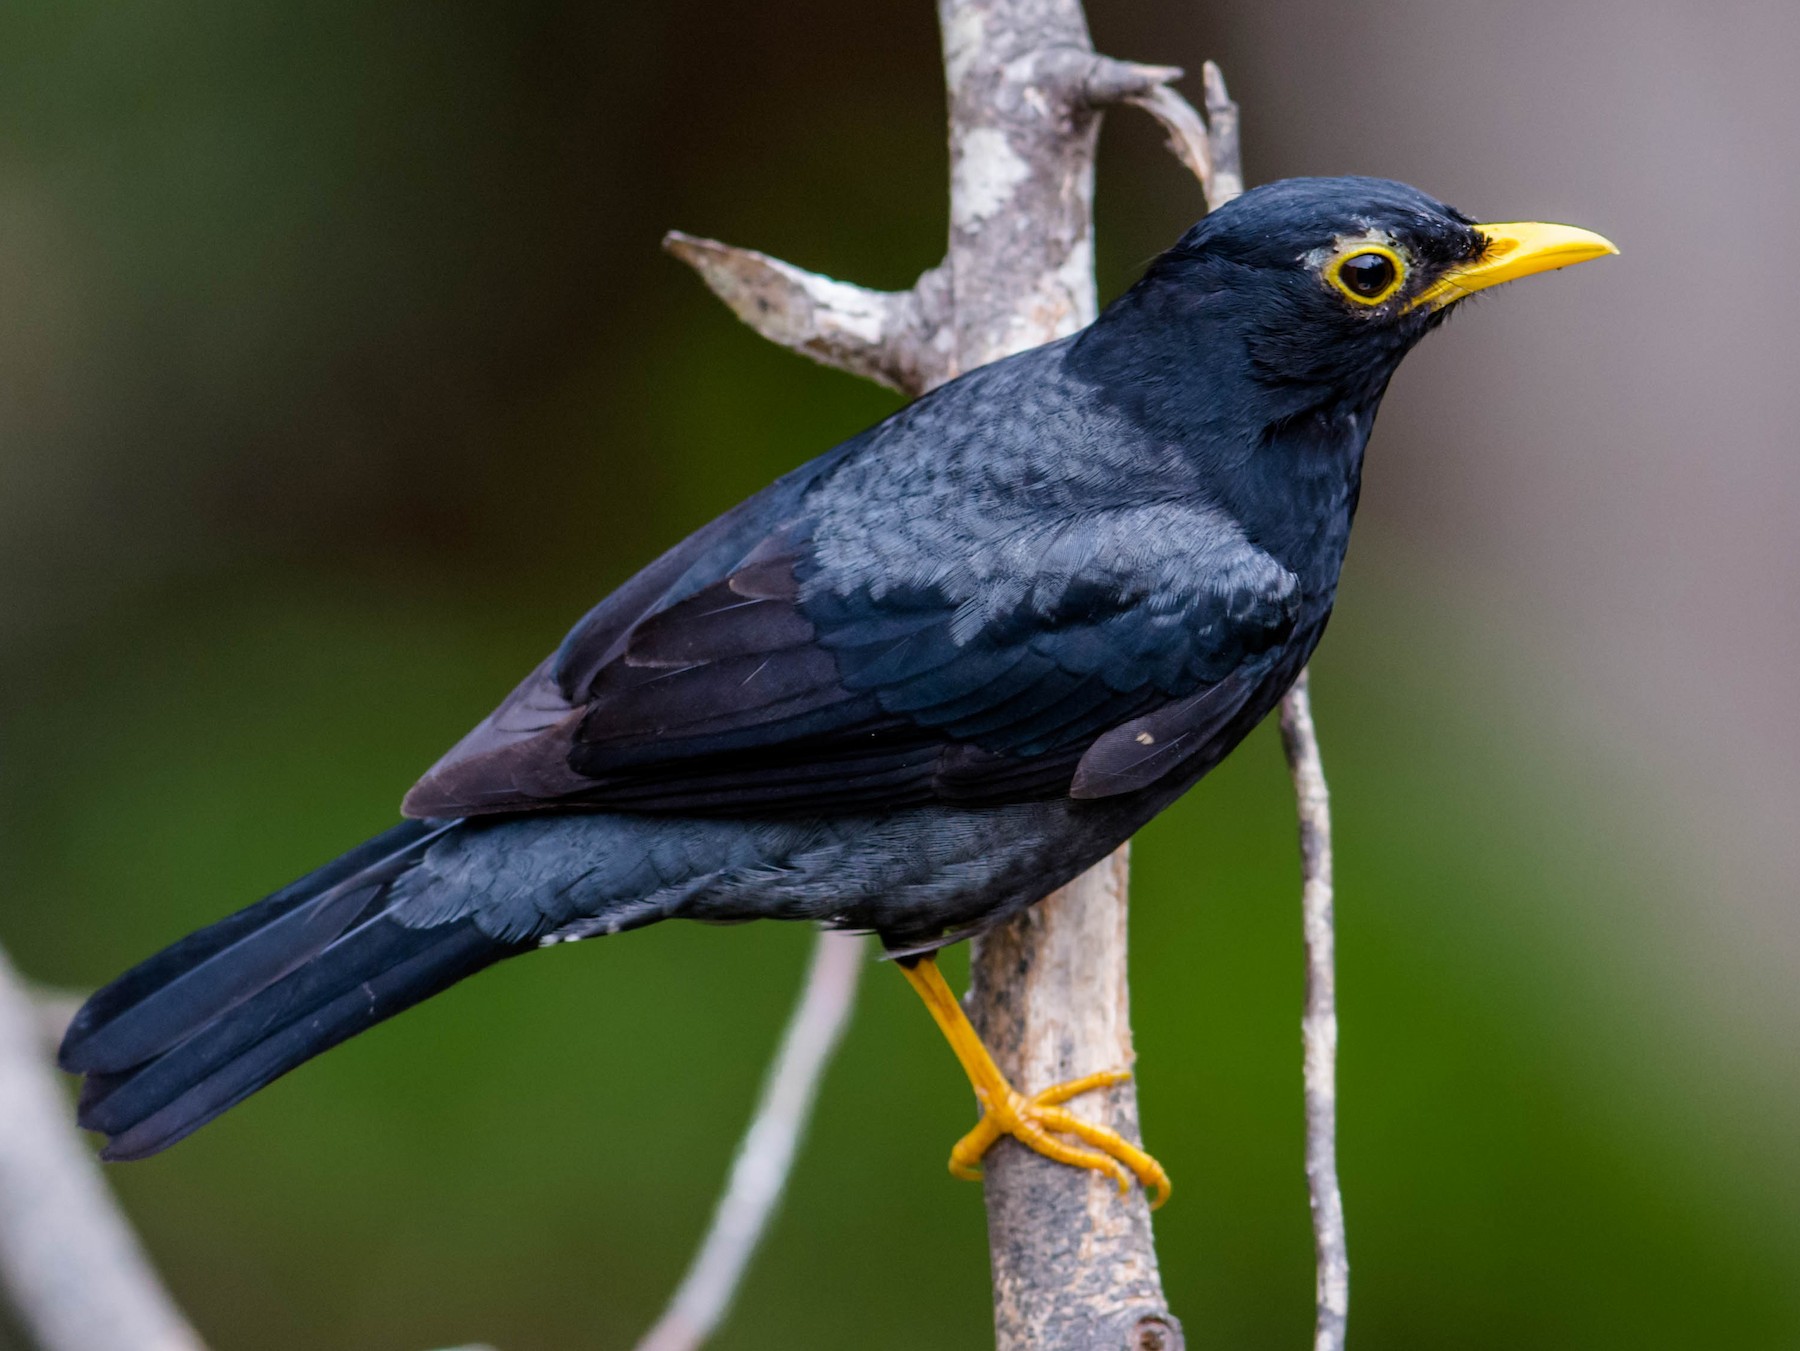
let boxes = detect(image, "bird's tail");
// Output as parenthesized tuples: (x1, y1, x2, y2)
(58, 819, 526, 1161)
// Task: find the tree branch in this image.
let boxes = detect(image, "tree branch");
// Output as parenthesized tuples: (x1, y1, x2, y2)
(968, 851, 1178, 1351)
(633, 931, 863, 1351)
(0, 944, 209, 1351)
(930, 5, 1184, 1349)
(1279, 676, 1347, 1351)
(660, 234, 954, 397)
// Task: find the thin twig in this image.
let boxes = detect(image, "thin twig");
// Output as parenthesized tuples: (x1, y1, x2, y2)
(633, 930, 864, 1351)
(1199, 62, 1242, 206)
(1279, 674, 1348, 1351)
(1136, 67, 1350, 1351)
(0, 944, 209, 1351)
(662, 233, 953, 397)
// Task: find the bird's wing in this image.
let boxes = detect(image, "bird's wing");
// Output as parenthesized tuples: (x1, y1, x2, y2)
(403, 483, 1298, 819)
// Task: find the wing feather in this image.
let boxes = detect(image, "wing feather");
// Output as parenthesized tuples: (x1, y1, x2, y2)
(405, 483, 1300, 818)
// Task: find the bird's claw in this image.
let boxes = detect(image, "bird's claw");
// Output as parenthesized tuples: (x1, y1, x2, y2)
(947, 1067, 1170, 1209)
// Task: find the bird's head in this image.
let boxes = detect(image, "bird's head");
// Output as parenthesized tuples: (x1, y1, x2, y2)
(1073, 175, 1615, 569)
(1095, 175, 1616, 416)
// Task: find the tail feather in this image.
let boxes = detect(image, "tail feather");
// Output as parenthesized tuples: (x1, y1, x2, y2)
(84, 920, 507, 1161)
(60, 820, 449, 1075)
(59, 818, 523, 1161)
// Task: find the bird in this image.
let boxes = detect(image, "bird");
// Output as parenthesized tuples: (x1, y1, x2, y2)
(58, 176, 1614, 1203)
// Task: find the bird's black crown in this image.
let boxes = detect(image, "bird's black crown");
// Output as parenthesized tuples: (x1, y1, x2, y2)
(1090, 176, 1487, 411)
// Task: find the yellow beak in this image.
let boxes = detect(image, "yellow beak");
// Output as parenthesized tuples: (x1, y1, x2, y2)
(1409, 220, 1618, 311)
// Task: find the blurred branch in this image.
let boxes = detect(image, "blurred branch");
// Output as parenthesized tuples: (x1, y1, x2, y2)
(27, 983, 84, 1055)
(633, 931, 863, 1351)
(0, 943, 209, 1351)
(1199, 61, 1243, 205)
(1280, 676, 1348, 1351)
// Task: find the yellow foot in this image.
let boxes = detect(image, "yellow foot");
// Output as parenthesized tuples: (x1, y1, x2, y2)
(897, 950, 1170, 1208)
(948, 1067, 1171, 1209)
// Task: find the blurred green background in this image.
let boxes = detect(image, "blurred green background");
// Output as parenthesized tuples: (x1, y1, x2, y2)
(3, 1, 1797, 1348)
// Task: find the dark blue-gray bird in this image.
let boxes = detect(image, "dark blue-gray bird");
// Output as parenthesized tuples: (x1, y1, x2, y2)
(59, 177, 1614, 1198)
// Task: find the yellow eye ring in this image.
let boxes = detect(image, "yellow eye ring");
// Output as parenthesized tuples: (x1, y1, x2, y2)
(1327, 245, 1406, 307)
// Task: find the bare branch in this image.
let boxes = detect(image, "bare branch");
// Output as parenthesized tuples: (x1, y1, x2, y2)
(1074, 56, 1185, 105)
(634, 931, 864, 1351)
(1123, 82, 1218, 205)
(935, 0, 1104, 373)
(1279, 674, 1348, 1351)
(1101, 57, 1241, 213)
(0, 944, 208, 1351)
(1200, 62, 1243, 207)
(969, 851, 1179, 1351)
(663, 233, 953, 397)
(929, 2, 1187, 1345)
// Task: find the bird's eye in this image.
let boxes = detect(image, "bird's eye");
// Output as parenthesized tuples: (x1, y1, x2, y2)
(1340, 253, 1395, 297)
(1328, 247, 1405, 306)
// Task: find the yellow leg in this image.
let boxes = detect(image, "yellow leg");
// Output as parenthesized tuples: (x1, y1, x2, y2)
(899, 954, 1170, 1209)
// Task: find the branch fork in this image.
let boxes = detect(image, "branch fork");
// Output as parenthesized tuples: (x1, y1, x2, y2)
(663, 60, 1239, 399)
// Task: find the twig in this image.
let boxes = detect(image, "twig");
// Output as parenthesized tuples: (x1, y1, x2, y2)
(1279, 674, 1348, 1351)
(633, 931, 864, 1351)
(0, 943, 209, 1351)
(1199, 62, 1242, 206)
(660, 235, 954, 397)
(968, 850, 1176, 1351)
